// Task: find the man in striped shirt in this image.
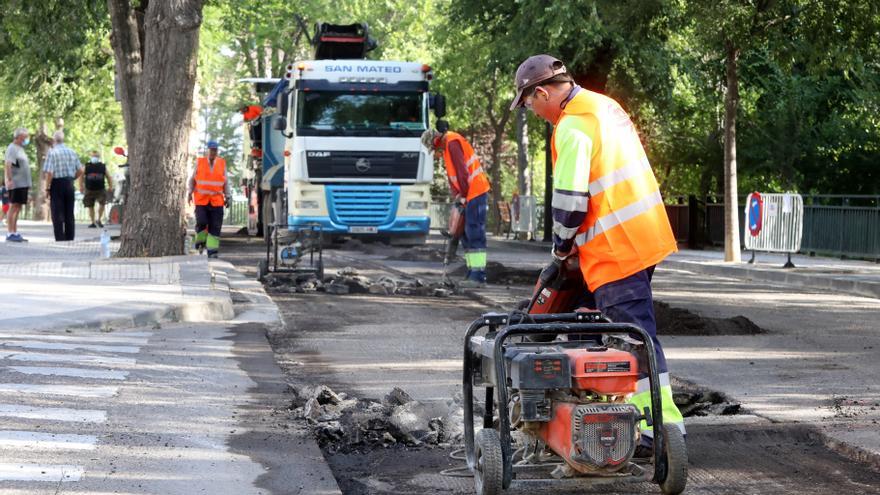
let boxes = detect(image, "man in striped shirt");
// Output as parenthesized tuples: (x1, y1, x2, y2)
(42, 130, 84, 241)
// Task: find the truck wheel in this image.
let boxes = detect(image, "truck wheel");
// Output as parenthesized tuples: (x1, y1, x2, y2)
(474, 428, 503, 495)
(658, 423, 688, 495)
(262, 190, 274, 245)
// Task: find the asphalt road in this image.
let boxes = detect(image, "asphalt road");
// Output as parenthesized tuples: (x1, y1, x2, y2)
(221, 235, 880, 495)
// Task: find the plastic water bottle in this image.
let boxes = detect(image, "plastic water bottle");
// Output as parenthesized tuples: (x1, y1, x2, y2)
(100, 229, 111, 258)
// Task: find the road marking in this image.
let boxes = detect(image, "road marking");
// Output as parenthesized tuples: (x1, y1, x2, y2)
(0, 351, 136, 366)
(7, 365, 129, 380)
(0, 383, 118, 398)
(0, 332, 150, 346)
(0, 431, 96, 450)
(0, 463, 83, 482)
(1, 340, 140, 354)
(0, 404, 106, 423)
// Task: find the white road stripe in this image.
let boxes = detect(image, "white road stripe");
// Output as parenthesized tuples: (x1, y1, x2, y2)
(0, 383, 118, 398)
(0, 351, 135, 366)
(0, 404, 106, 423)
(0, 332, 150, 345)
(2, 341, 140, 354)
(0, 431, 96, 450)
(0, 463, 83, 482)
(7, 366, 129, 380)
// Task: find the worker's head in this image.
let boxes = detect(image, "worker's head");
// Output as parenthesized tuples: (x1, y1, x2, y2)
(12, 127, 29, 146)
(207, 140, 219, 159)
(421, 129, 446, 159)
(510, 54, 575, 124)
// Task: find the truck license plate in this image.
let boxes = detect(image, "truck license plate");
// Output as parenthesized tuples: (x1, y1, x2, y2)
(349, 226, 378, 234)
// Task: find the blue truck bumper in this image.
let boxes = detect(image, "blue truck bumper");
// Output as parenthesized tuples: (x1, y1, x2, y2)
(288, 215, 430, 234)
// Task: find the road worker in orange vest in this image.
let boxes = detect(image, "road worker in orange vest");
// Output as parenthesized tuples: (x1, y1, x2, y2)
(511, 54, 685, 455)
(187, 140, 231, 258)
(422, 129, 491, 285)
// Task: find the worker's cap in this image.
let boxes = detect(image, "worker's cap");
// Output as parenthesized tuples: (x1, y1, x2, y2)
(420, 129, 444, 151)
(510, 54, 568, 110)
(206, 140, 219, 149)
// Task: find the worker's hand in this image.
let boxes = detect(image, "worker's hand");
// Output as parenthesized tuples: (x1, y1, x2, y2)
(455, 196, 466, 206)
(538, 258, 563, 287)
(224, 196, 231, 208)
(187, 194, 193, 206)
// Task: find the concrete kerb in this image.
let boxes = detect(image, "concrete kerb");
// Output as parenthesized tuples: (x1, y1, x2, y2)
(488, 236, 880, 300)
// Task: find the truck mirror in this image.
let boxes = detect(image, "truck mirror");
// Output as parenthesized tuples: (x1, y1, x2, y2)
(273, 117, 288, 131)
(436, 119, 449, 134)
(432, 94, 447, 118)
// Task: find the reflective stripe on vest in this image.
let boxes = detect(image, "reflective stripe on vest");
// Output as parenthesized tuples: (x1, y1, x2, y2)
(574, 190, 664, 246)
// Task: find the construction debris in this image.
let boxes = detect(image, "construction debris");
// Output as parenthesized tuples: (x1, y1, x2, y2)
(288, 384, 471, 454)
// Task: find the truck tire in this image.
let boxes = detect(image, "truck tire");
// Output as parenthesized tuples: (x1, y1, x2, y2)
(262, 190, 274, 245)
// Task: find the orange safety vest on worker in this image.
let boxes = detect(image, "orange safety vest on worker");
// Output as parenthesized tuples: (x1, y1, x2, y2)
(551, 90, 677, 291)
(193, 156, 227, 207)
(443, 132, 490, 202)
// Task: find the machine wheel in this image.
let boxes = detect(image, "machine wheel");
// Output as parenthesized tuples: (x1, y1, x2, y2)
(474, 428, 503, 495)
(257, 259, 269, 281)
(658, 424, 688, 495)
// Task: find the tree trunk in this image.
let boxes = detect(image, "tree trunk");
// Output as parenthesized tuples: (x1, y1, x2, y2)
(723, 41, 741, 262)
(515, 107, 529, 196)
(107, 0, 144, 148)
(117, 0, 204, 257)
(32, 119, 55, 222)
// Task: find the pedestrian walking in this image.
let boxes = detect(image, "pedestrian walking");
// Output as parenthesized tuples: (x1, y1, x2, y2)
(79, 150, 113, 228)
(510, 54, 685, 453)
(42, 130, 83, 241)
(422, 129, 491, 285)
(187, 140, 231, 258)
(4, 128, 32, 242)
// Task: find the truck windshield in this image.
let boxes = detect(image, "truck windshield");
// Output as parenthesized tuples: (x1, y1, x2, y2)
(297, 91, 425, 136)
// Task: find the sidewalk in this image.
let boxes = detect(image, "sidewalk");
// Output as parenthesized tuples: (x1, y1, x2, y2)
(489, 235, 880, 299)
(0, 221, 233, 330)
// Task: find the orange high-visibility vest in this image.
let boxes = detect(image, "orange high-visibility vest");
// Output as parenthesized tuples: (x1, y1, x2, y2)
(443, 132, 490, 202)
(551, 90, 677, 291)
(193, 156, 227, 207)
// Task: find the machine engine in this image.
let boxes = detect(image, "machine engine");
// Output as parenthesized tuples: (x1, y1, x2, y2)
(504, 344, 641, 474)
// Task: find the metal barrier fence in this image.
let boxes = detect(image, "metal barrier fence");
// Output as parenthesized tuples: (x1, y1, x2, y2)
(224, 199, 249, 226)
(743, 193, 803, 254)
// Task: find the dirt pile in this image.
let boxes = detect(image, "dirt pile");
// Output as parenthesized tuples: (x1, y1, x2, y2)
(655, 301, 764, 336)
(288, 385, 473, 454)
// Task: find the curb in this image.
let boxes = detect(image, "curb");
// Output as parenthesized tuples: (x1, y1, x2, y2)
(662, 259, 880, 300)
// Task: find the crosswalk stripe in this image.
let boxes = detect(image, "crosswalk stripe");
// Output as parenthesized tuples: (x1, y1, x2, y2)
(7, 366, 129, 380)
(0, 351, 136, 366)
(0, 431, 96, 450)
(0, 463, 84, 482)
(0, 404, 106, 423)
(0, 332, 150, 345)
(0, 383, 118, 398)
(2, 341, 140, 354)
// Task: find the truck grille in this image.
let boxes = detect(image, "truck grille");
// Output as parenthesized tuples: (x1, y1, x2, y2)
(327, 185, 398, 226)
(307, 151, 420, 180)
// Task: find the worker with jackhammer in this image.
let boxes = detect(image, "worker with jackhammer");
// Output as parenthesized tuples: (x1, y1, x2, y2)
(423, 129, 491, 286)
(510, 54, 685, 455)
(188, 140, 231, 258)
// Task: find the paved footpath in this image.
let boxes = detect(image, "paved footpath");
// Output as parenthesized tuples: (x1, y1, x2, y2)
(0, 221, 340, 494)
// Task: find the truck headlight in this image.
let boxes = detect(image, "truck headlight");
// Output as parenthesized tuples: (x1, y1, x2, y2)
(295, 200, 319, 209)
(407, 201, 428, 210)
